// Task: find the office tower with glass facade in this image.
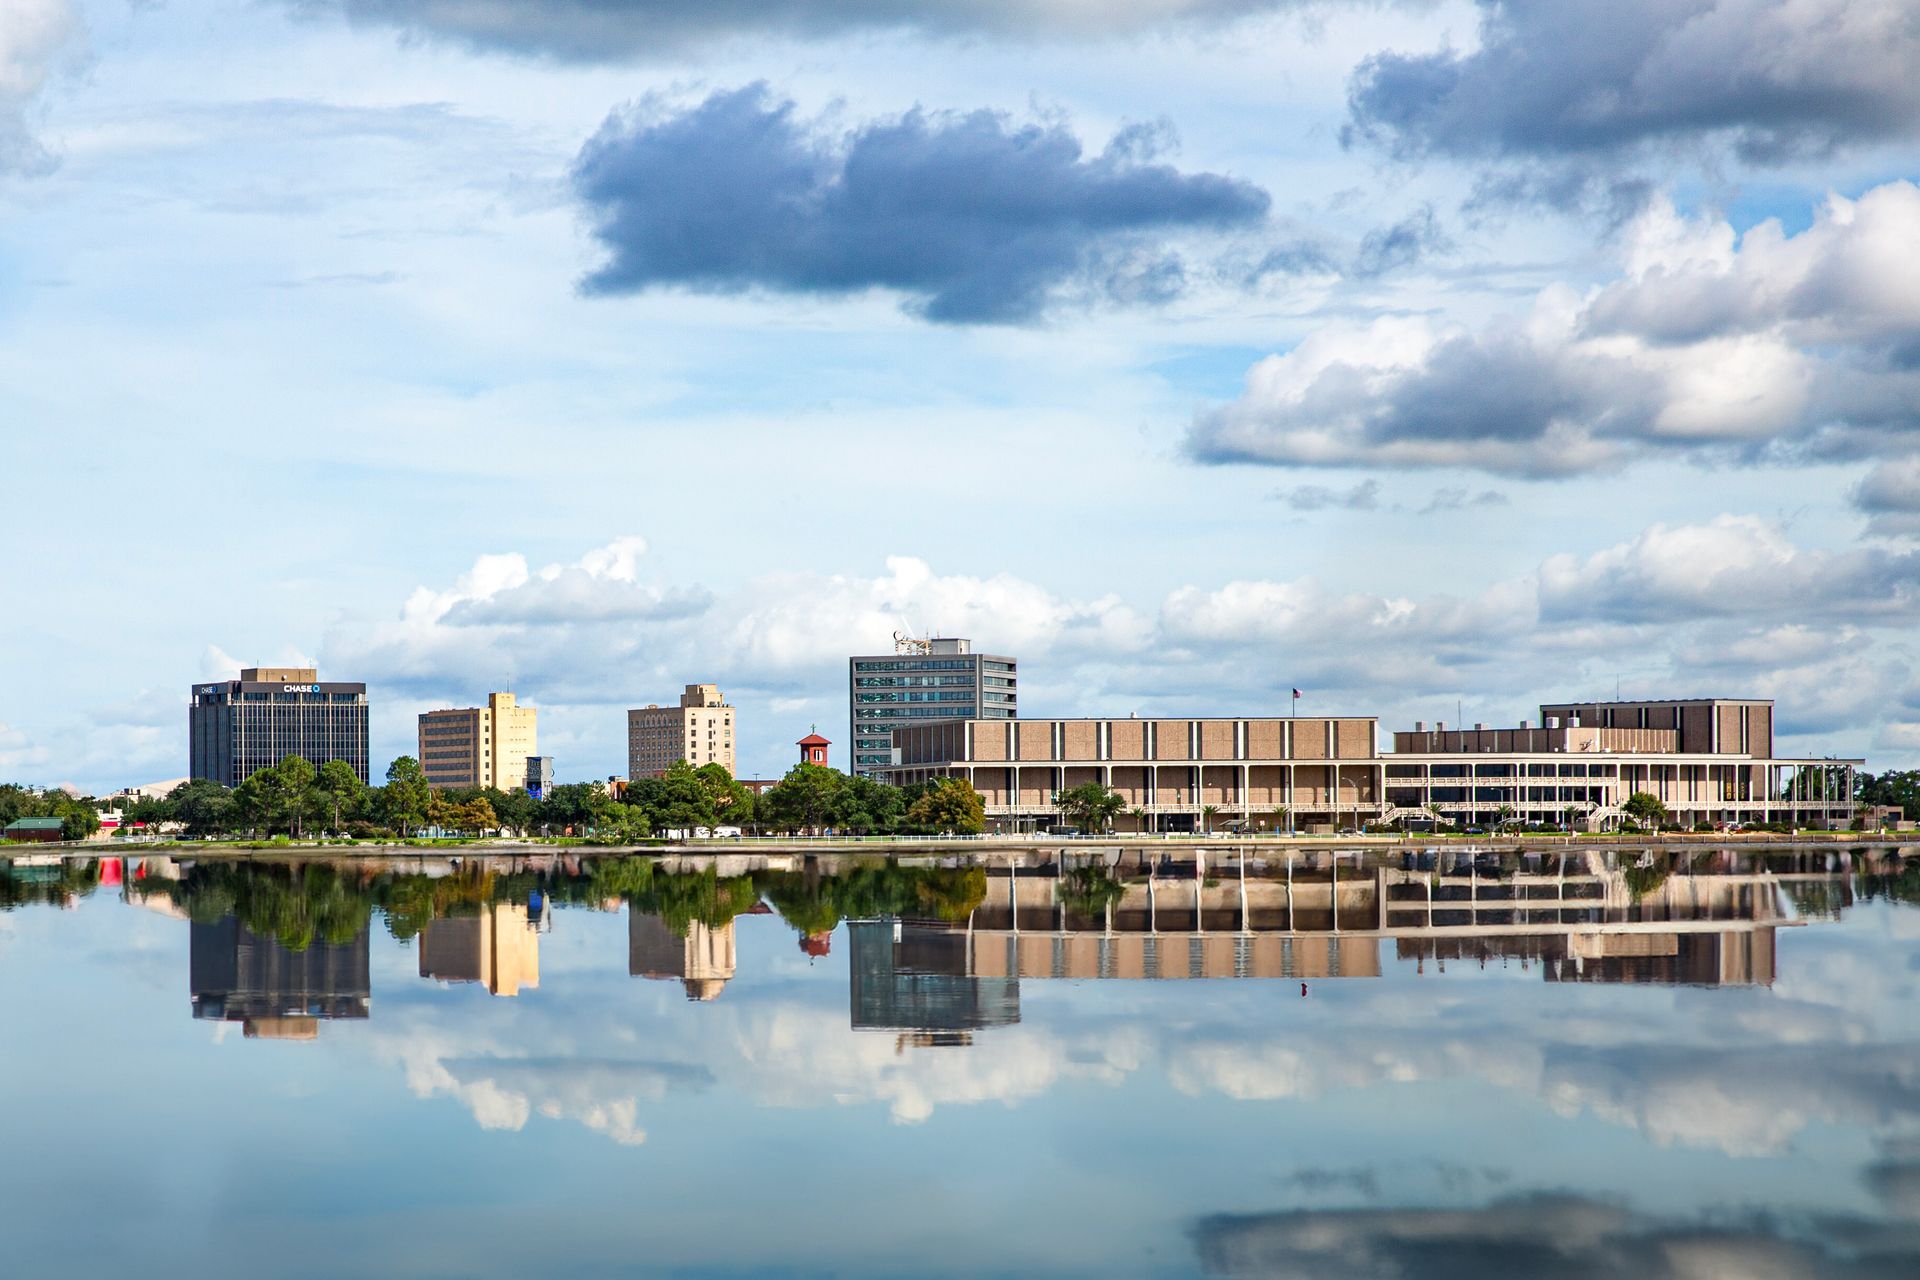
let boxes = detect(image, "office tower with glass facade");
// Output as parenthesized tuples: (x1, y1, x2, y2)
(848, 638, 1015, 777)
(189, 666, 370, 786)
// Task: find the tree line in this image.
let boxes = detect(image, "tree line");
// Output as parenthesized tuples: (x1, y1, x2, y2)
(0, 784, 102, 841)
(103, 755, 991, 841)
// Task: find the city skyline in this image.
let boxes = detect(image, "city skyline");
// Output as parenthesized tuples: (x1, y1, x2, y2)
(4, 2, 1919, 792)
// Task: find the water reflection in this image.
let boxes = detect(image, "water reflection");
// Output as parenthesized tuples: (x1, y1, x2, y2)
(189, 916, 369, 1038)
(8, 846, 1920, 1017)
(3, 844, 1920, 1276)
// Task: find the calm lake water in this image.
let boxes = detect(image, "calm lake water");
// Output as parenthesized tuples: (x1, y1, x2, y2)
(3, 846, 1918, 1278)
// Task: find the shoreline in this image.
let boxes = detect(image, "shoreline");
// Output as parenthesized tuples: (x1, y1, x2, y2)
(10, 832, 1918, 860)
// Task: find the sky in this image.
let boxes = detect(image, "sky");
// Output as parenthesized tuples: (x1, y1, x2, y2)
(1, 0, 1918, 791)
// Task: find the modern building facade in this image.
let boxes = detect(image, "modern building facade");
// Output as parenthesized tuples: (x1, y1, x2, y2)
(849, 637, 1016, 777)
(1386, 698, 1854, 829)
(879, 714, 1380, 832)
(628, 684, 735, 779)
(417, 691, 539, 791)
(524, 756, 555, 799)
(189, 666, 369, 786)
(877, 697, 1860, 832)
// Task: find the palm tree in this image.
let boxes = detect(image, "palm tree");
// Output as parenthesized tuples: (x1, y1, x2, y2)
(1129, 806, 1147, 834)
(1200, 804, 1219, 834)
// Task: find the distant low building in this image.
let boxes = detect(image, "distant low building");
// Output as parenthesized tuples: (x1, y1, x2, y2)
(3, 817, 65, 844)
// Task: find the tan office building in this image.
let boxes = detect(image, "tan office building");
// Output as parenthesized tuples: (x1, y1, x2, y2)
(417, 692, 539, 791)
(628, 684, 735, 778)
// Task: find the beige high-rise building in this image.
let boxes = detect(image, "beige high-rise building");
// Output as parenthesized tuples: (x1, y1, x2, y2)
(628, 684, 735, 778)
(418, 692, 539, 791)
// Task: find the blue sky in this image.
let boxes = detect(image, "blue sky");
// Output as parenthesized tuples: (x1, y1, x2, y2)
(2, 0, 1919, 790)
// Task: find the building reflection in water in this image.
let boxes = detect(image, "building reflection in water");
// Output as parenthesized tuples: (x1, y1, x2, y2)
(847, 920, 1020, 1049)
(628, 911, 736, 1001)
(417, 903, 541, 997)
(189, 917, 370, 1040)
(848, 849, 1806, 1001)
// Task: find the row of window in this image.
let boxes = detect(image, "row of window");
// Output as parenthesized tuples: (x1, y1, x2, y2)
(855, 691, 978, 704)
(851, 659, 979, 672)
(855, 705, 978, 720)
(853, 675, 977, 688)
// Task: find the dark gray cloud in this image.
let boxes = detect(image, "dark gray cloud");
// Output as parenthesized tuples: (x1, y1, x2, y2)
(1269, 478, 1380, 510)
(1345, 0, 1920, 174)
(571, 86, 1271, 323)
(292, 0, 1294, 61)
(1352, 203, 1449, 276)
(1193, 1195, 1920, 1279)
(1855, 457, 1920, 538)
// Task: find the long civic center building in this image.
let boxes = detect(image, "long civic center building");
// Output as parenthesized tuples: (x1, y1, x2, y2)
(876, 697, 1861, 832)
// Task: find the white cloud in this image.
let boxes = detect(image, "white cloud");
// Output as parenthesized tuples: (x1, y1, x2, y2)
(1191, 183, 1920, 477)
(0, 721, 50, 772)
(309, 517, 1920, 777)
(0, 0, 81, 173)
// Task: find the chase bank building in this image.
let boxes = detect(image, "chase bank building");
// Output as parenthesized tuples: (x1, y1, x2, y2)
(190, 666, 370, 786)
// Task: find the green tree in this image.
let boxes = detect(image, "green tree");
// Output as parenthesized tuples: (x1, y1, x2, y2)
(56, 797, 101, 842)
(169, 779, 235, 836)
(381, 756, 431, 836)
(761, 763, 843, 833)
(656, 761, 719, 833)
(695, 763, 752, 827)
(906, 777, 986, 835)
(1059, 781, 1125, 834)
(255, 755, 318, 838)
(316, 760, 363, 834)
(1200, 804, 1220, 834)
(493, 786, 537, 835)
(1859, 770, 1920, 822)
(834, 774, 906, 835)
(1622, 791, 1669, 830)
